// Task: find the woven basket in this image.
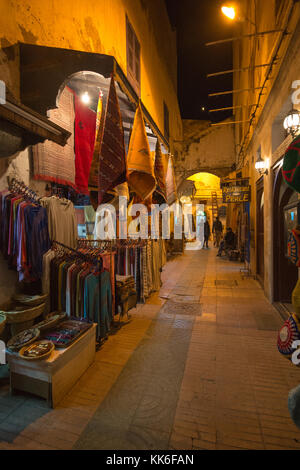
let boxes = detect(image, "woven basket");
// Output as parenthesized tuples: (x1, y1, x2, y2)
(1, 303, 45, 336)
(13, 294, 48, 307)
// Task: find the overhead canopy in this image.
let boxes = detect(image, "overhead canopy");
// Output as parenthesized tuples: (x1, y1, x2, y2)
(0, 94, 71, 158)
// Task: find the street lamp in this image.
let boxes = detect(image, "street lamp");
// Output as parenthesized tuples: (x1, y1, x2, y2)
(221, 3, 256, 27)
(221, 5, 236, 20)
(283, 108, 300, 138)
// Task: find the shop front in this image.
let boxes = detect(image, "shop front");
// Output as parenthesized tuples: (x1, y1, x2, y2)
(273, 158, 299, 307)
(0, 43, 178, 406)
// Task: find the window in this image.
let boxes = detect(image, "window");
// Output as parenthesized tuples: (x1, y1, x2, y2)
(164, 101, 170, 142)
(126, 16, 141, 95)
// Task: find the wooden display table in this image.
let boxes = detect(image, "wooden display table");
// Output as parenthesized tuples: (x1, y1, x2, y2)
(7, 323, 96, 408)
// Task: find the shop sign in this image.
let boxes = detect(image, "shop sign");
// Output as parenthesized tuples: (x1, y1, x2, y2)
(222, 185, 250, 203)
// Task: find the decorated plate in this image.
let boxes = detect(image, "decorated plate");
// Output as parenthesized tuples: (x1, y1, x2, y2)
(7, 328, 40, 352)
(19, 340, 54, 361)
(34, 313, 66, 332)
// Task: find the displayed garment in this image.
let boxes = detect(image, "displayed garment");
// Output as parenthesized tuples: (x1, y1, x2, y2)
(74, 94, 97, 195)
(116, 274, 137, 317)
(127, 102, 156, 201)
(1, 191, 51, 282)
(166, 154, 177, 205)
(84, 270, 112, 340)
(114, 240, 164, 304)
(153, 139, 167, 204)
(40, 196, 78, 249)
(97, 75, 127, 205)
(45, 247, 114, 341)
(44, 319, 92, 348)
(32, 86, 76, 187)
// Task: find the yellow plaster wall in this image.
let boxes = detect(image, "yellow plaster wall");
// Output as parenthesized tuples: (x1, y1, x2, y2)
(0, 0, 182, 148)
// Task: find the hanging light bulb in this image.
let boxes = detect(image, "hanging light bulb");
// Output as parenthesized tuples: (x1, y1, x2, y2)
(221, 5, 236, 20)
(81, 91, 90, 105)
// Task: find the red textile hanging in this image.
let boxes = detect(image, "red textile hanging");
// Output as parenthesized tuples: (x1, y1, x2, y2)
(74, 95, 97, 195)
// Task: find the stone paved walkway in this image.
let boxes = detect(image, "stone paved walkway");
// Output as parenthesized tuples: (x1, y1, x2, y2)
(0, 248, 300, 450)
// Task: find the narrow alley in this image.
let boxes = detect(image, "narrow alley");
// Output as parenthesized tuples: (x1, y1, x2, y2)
(0, 247, 298, 451)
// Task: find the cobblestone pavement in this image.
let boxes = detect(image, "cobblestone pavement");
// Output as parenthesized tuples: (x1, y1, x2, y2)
(0, 248, 300, 450)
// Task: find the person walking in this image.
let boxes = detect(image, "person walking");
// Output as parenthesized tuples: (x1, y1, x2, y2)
(204, 218, 211, 249)
(212, 216, 223, 247)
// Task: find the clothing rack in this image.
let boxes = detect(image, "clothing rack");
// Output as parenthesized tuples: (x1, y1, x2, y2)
(7, 177, 40, 204)
(76, 238, 148, 255)
(52, 239, 109, 351)
(52, 240, 100, 265)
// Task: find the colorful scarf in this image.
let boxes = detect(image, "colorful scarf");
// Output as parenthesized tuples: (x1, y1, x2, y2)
(74, 94, 97, 195)
(127, 102, 156, 201)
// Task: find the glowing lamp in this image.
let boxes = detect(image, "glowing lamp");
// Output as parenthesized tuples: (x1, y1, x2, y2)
(255, 157, 268, 176)
(283, 109, 300, 137)
(81, 91, 90, 105)
(221, 6, 236, 20)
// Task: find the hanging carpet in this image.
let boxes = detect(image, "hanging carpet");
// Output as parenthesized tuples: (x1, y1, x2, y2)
(127, 102, 156, 201)
(32, 86, 75, 187)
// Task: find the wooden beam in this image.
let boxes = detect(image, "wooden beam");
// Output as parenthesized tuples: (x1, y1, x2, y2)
(205, 29, 285, 46)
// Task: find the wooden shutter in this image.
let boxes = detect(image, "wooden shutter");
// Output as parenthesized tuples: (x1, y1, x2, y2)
(126, 16, 141, 95)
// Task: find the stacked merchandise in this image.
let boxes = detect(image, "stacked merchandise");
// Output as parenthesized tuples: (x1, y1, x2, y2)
(116, 275, 137, 318)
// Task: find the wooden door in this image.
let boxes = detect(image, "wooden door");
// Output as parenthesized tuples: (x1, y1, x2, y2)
(273, 167, 298, 302)
(256, 181, 264, 285)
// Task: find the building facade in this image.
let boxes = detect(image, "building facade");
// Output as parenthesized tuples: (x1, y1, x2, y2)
(0, 0, 183, 304)
(231, 0, 300, 306)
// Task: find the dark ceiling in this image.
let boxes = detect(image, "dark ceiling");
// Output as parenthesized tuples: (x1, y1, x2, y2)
(165, 0, 234, 122)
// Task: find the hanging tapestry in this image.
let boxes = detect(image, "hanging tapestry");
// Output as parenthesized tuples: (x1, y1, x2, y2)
(153, 139, 167, 204)
(88, 92, 103, 210)
(288, 227, 300, 267)
(127, 102, 156, 201)
(74, 94, 97, 195)
(283, 135, 300, 193)
(166, 154, 177, 205)
(32, 86, 75, 187)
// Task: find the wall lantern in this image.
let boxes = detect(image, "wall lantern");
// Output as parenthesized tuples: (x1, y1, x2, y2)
(283, 108, 300, 137)
(255, 156, 268, 176)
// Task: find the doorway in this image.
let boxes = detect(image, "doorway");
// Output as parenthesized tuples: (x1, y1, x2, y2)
(273, 164, 298, 303)
(256, 179, 264, 285)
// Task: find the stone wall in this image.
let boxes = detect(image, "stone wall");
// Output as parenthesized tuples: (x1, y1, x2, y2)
(175, 119, 236, 191)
